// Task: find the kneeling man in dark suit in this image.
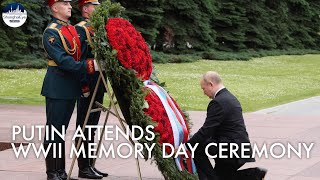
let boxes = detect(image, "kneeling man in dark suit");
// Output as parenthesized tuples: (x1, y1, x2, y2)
(186, 71, 267, 180)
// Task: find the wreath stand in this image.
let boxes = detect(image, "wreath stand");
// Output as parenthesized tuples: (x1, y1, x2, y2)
(67, 61, 143, 180)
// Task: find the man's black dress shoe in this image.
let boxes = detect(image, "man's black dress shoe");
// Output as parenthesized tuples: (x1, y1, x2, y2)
(78, 166, 103, 179)
(92, 167, 108, 177)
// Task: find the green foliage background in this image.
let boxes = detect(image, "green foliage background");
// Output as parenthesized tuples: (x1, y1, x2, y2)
(0, 0, 320, 67)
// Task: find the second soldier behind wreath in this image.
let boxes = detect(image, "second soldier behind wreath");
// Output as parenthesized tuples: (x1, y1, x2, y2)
(75, 0, 108, 179)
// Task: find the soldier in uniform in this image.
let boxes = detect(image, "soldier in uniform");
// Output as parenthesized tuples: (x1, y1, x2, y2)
(43, 0, 98, 179)
(74, 0, 108, 179)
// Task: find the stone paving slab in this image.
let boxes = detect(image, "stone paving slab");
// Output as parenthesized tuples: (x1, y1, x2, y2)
(253, 96, 320, 116)
(0, 96, 320, 179)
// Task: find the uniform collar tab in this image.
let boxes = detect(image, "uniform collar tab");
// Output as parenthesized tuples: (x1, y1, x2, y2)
(52, 17, 69, 26)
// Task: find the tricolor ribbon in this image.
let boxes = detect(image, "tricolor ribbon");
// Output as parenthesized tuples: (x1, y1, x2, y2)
(144, 80, 196, 174)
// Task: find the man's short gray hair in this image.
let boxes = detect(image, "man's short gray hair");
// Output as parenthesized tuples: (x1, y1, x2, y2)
(202, 71, 222, 84)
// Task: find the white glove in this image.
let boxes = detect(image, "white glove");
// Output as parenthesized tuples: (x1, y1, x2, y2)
(93, 59, 106, 71)
(82, 92, 90, 98)
(93, 59, 99, 71)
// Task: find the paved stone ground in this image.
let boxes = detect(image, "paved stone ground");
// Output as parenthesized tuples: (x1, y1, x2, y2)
(0, 96, 320, 179)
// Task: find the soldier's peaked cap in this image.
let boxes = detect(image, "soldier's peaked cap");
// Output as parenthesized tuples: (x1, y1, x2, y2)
(78, 0, 100, 8)
(47, 0, 72, 8)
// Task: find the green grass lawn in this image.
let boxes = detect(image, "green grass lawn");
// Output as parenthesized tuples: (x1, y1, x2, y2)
(0, 69, 45, 105)
(0, 54, 319, 112)
(155, 54, 320, 112)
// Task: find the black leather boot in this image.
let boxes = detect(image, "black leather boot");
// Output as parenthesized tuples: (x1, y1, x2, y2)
(56, 143, 67, 180)
(79, 166, 103, 179)
(87, 133, 108, 177)
(236, 167, 267, 180)
(56, 143, 78, 180)
(90, 158, 109, 177)
(76, 138, 103, 179)
(45, 143, 62, 180)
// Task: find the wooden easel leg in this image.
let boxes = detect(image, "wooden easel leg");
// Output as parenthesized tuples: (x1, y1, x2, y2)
(94, 99, 143, 180)
(67, 64, 143, 180)
(96, 66, 143, 180)
(67, 75, 101, 180)
(136, 156, 143, 179)
(91, 93, 114, 167)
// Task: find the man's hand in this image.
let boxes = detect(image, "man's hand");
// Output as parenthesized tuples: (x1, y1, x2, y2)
(81, 85, 90, 98)
(93, 59, 99, 71)
(93, 59, 106, 71)
(82, 92, 90, 98)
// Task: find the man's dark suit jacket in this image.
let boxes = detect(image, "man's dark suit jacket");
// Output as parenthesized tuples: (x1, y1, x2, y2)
(187, 88, 255, 165)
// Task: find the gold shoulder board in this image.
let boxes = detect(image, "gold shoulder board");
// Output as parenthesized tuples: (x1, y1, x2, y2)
(76, 21, 93, 46)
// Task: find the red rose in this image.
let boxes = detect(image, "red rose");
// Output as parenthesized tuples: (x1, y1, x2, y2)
(105, 18, 152, 80)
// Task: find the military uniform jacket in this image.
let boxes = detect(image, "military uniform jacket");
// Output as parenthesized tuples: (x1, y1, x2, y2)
(75, 18, 105, 92)
(41, 17, 96, 99)
(75, 18, 94, 60)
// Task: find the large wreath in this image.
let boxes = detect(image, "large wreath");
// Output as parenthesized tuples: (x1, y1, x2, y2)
(91, 1, 197, 179)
